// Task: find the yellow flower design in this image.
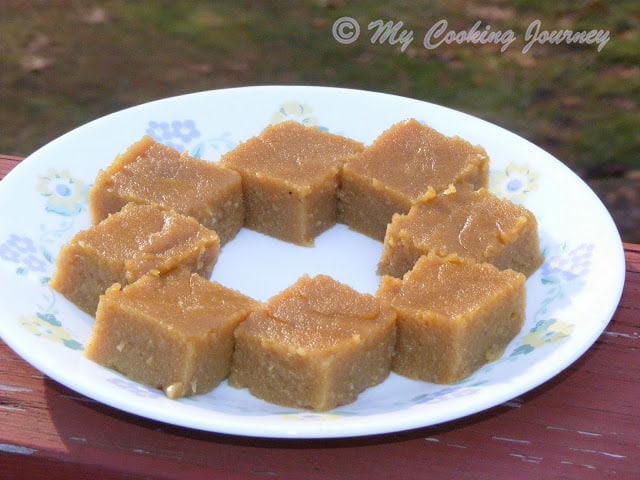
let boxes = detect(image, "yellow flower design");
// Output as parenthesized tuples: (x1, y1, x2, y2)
(37, 168, 88, 216)
(20, 313, 82, 350)
(491, 162, 539, 203)
(270, 102, 319, 127)
(520, 319, 573, 349)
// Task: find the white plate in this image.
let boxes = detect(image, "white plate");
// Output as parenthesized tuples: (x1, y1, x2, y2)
(0, 86, 625, 439)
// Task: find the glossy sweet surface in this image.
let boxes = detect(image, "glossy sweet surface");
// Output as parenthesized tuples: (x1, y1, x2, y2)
(230, 274, 396, 411)
(338, 118, 489, 240)
(377, 253, 526, 383)
(90, 136, 243, 244)
(221, 121, 363, 245)
(379, 185, 544, 278)
(49, 203, 220, 315)
(85, 268, 257, 399)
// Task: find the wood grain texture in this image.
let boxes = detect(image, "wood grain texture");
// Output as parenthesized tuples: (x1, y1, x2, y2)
(1, 154, 638, 479)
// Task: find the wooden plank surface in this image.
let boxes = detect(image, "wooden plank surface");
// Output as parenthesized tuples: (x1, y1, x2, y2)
(1, 154, 638, 479)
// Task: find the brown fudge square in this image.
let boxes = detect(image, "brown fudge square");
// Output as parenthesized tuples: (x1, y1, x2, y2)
(85, 268, 258, 399)
(89, 135, 243, 245)
(379, 185, 544, 278)
(49, 203, 220, 315)
(220, 121, 364, 246)
(338, 118, 489, 241)
(229, 274, 397, 411)
(377, 253, 526, 384)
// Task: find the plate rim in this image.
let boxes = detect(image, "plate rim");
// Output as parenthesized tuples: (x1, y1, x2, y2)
(0, 85, 626, 439)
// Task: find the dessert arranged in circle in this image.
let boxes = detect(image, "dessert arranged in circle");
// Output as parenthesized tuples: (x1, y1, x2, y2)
(50, 119, 544, 411)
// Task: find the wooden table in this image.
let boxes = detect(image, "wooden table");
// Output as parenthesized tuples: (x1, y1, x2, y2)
(1, 153, 638, 479)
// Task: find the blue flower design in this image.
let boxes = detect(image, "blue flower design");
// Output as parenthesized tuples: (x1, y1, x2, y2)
(0, 242, 21, 262)
(146, 121, 172, 141)
(502, 241, 594, 362)
(0, 233, 53, 278)
(541, 243, 594, 282)
(170, 119, 200, 142)
(146, 119, 201, 153)
(8, 234, 36, 253)
(1, 235, 36, 267)
(22, 254, 48, 273)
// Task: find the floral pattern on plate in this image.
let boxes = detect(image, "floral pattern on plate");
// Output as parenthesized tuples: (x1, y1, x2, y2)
(1, 168, 88, 282)
(270, 101, 323, 129)
(147, 102, 333, 161)
(20, 312, 82, 351)
(490, 161, 539, 204)
(146, 119, 236, 160)
(146, 119, 201, 153)
(510, 242, 595, 355)
(37, 168, 89, 216)
(0, 88, 621, 438)
(0, 234, 49, 278)
(0, 169, 89, 348)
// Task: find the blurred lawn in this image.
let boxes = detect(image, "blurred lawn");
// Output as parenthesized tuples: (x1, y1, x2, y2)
(1, 0, 638, 240)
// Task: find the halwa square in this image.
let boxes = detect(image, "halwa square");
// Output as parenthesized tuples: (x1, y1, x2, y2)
(221, 121, 364, 246)
(89, 135, 244, 245)
(85, 268, 258, 399)
(229, 274, 396, 411)
(338, 118, 489, 241)
(377, 253, 526, 384)
(49, 203, 220, 316)
(379, 185, 544, 278)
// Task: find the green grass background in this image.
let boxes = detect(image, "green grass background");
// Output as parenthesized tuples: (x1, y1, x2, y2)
(1, 1, 638, 240)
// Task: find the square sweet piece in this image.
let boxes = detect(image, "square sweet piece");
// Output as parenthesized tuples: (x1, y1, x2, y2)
(338, 118, 489, 241)
(220, 121, 364, 246)
(85, 268, 258, 399)
(377, 253, 526, 384)
(378, 185, 544, 278)
(89, 135, 244, 245)
(229, 274, 397, 411)
(49, 203, 220, 316)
